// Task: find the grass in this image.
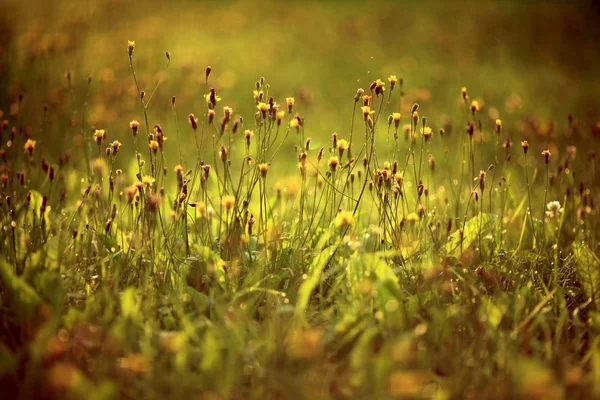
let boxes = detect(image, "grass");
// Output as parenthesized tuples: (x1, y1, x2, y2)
(1, 1, 600, 399)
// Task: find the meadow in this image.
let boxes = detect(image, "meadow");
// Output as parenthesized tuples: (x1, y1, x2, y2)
(1, 1, 600, 399)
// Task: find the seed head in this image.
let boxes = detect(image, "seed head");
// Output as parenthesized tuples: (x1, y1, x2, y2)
(245, 130, 253, 146)
(188, 114, 198, 131)
(354, 88, 364, 103)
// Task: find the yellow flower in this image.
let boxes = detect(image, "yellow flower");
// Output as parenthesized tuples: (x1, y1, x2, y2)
(111, 140, 122, 154)
(257, 102, 270, 116)
(253, 90, 263, 103)
(174, 164, 184, 175)
(130, 120, 140, 136)
(421, 126, 433, 141)
(328, 156, 339, 172)
(127, 40, 135, 56)
(495, 119, 502, 134)
(222, 195, 235, 211)
(258, 163, 269, 178)
(149, 140, 159, 153)
(521, 140, 529, 154)
(335, 210, 354, 231)
(290, 116, 301, 130)
(388, 75, 398, 89)
(276, 110, 285, 123)
(374, 79, 385, 95)
(94, 129, 106, 145)
(286, 97, 295, 113)
(361, 106, 374, 120)
(203, 93, 221, 104)
(470, 100, 480, 112)
(24, 139, 36, 155)
(142, 176, 155, 186)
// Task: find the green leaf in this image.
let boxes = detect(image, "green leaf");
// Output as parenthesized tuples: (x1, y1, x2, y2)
(573, 242, 600, 307)
(295, 231, 337, 319)
(0, 259, 42, 321)
(444, 212, 497, 257)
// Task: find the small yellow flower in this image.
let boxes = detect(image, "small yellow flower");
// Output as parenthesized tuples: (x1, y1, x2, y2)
(286, 97, 295, 113)
(94, 129, 106, 145)
(174, 164, 184, 175)
(361, 106, 374, 120)
(276, 110, 285, 123)
(128, 40, 135, 56)
(470, 100, 480, 113)
(258, 163, 269, 178)
(130, 120, 139, 136)
(111, 140, 122, 155)
(495, 118, 502, 134)
(257, 102, 270, 117)
(204, 93, 221, 105)
(149, 140, 159, 153)
(374, 79, 385, 96)
(421, 126, 433, 141)
(290, 116, 301, 130)
(388, 75, 398, 90)
(245, 129, 254, 146)
(521, 140, 529, 154)
(542, 149, 551, 164)
(142, 176, 155, 186)
(24, 139, 36, 155)
(461, 86, 468, 100)
(328, 156, 339, 172)
(335, 210, 354, 231)
(222, 195, 235, 211)
(253, 90, 263, 103)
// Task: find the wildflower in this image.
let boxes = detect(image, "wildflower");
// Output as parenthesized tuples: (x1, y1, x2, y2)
(24, 139, 36, 155)
(542, 149, 551, 164)
(521, 140, 529, 154)
(461, 86, 468, 101)
(335, 210, 354, 231)
(354, 88, 364, 103)
(374, 79, 385, 96)
(470, 100, 480, 113)
(204, 89, 221, 107)
(466, 122, 474, 137)
(361, 106, 374, 120)
(286, 97, 295, 113)
(142, 175, 155, 187)
(257, 102, 270, 118)
(392, 113, 401, 129)
(258, 163, 269, 178)
(188, 114, 198, 131)
(337, 139, 349, 158)
(362, 94, 371, 106)
(127, 40, 135, 57)
(546, 201, 563, 219)
(94, 129, 106, 145)
(245, 129, 253, 146)
(276, 110, 285, 125)
(149, 140, 159, 153)
(479, 170, 486, 191)
(130, 120, 139, 136)
(219, 145, 227, 163)
(328, 156, 339, 172)
(222, 195, 235, 212)
(495, 119, 502, 134)
(421, 126, 433, 142)
(111, 140, 122, 155)
(174, 164, 183, 175)
(388, 75, 398, 90)
(223, 106, 233, 122)
(290, 115, 301, 131)
(207, 109, 215, 124)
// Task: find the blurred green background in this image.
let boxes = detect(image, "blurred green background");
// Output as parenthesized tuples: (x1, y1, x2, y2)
(1, 0, 599, 172)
